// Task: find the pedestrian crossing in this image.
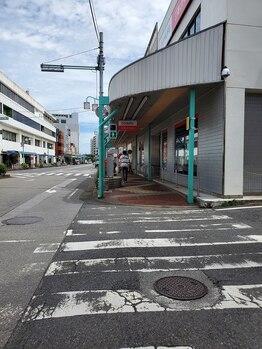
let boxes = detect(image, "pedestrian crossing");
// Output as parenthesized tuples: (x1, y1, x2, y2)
(11, 171, 92, 179)
(13, 207, 262, 348)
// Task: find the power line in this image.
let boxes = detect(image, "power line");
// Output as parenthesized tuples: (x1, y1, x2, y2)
(88, 0, 100, 43)
(43, 47, 98, 64)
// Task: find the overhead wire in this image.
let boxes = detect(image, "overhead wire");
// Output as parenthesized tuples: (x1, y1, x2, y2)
(43, 47, 99, 64)
(88, 0, 100, 43)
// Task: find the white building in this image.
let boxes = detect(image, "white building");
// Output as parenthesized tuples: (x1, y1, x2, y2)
(53, 113, 80, 163)
(108, 0, 262, 198)
(0, 70, 56, 168)
(90, 131, 98, 156)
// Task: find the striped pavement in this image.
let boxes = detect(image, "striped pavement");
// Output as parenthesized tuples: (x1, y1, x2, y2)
(6, 206, 262, 349)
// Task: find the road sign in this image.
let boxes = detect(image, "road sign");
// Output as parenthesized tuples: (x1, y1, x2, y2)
(118, 120, 138, 131)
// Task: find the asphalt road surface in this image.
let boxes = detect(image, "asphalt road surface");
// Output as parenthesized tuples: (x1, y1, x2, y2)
(0, 164, 96, 348)
(2, 190, 262, 349)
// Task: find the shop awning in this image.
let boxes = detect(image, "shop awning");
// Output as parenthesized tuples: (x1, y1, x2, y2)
(4, 150, 19, 155)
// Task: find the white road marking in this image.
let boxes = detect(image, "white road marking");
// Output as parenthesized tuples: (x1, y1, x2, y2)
(99, 231, 122, 235)
(74, 173, 81, 176)
(46, 173, 54, 176)
(77, 215, 231, 225)
(83, 174, 90, 177)
(33, 243, 60, 253)
(217, 205, 262, 211)
(45, 252, 262, 276)
(55, 173, 64, 176)
(61, 235, 262, 252)
(45, 189, 56, 193)
(67, 189, 78, 199)
(145, 222, 251, 233)
(22, 284, 262, 321)
(0, 240, 35, 243)
(120, 347, 192, 349)
(64, 173, 72, 176)
(65, 229, 86, 236)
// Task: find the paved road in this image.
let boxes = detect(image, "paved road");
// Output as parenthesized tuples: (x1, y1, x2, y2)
(0, 164, 96, 348)
(4, 201, 262, 349)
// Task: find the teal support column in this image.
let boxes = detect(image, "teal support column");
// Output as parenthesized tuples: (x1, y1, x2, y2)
(98, 101, 104, 199)
(188, 88, 196, 204)
(135, 135, 138, 175)
(148, 123, 152, 181)
(98, 99, 119, 199)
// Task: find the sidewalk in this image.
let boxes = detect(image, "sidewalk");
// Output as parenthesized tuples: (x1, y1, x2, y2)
(99, 174, 191, 206)
(98, 174, 262, 208)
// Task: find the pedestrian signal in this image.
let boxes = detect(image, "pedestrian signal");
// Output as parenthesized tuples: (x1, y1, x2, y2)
(109, 124, 117, 139)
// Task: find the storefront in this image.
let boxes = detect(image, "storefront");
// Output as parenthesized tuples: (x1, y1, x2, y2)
(108, 0, 262, 198)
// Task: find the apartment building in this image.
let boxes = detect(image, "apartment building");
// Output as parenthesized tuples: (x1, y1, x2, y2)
(0, 70, 56, 168)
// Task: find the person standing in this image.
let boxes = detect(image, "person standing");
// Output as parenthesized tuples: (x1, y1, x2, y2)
(119, 150, 129, 183)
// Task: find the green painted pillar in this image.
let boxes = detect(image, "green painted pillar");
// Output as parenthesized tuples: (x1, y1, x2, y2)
(188, 88, 196, 204)
(135, 135, 138, 175)
(98, 100, 104, 199)
(148, 123, 152, 181)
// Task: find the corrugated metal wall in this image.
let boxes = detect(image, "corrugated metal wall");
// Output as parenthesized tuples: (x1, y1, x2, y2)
(198, 85, 224, 195)
(109, 24, 224, 102)
(136, 85, 225, 195)
(244, 93, 262, 193)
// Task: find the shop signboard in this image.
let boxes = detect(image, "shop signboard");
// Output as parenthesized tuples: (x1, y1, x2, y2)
(118, 120, 138, 131)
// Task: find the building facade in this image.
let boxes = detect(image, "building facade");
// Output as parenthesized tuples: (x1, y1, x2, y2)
(53, 113, 80, 164)
(108, 0, 262, 198)
(0, 71, 56, 168)
(90, 131, 98, 157)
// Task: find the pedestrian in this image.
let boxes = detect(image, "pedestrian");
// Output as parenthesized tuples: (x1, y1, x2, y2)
(119, 150, 129, 183)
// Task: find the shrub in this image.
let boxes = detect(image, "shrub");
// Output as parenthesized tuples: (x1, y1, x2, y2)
(0, 163, 7, 175)
(21, 163, 29, 170)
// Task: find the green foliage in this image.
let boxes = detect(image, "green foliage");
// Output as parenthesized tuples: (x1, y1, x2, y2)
(21, 163, 29, 170)
(0, 163, 7, 175)
(220, 199, 240, 207)
(52, 163, 57, 167)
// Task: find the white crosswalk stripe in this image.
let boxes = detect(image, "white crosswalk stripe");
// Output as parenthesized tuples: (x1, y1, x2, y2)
(25, 207, 262, 348)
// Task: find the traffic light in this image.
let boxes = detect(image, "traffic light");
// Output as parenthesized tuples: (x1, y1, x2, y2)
(109, 123, 117, 139)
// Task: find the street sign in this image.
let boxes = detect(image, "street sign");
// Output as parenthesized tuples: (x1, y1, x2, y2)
(118, 120, 138, 131)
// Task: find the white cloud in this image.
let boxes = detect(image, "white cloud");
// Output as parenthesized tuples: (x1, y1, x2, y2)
(0, 0, 170, 153)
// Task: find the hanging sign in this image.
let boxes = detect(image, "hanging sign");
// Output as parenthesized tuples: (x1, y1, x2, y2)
(118, 120, 138, 131)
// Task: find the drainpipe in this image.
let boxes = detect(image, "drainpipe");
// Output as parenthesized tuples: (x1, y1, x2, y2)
(188, 88, 196, 204)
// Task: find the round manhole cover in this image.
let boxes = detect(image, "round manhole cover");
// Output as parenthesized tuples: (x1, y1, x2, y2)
(2, 216, 43, 225)
(154, 276, 208, 300)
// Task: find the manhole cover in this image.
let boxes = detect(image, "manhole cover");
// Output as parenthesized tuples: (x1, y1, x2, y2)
(2, 216, 43, 225)
(154, 276, 208, 300)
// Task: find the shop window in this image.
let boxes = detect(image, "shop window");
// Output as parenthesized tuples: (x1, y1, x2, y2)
(162, 130, 168, 170)
(182, 8, 201, 39)
(139, 142, 144, 165)
(61, 119, 66, 124)
(43, 141, 46, 148)
(174, 119, 198, 176)
(35, 139, 40, 147)
(2, 130, 16, 142)
(0, 103, 2, 114)
(47, 143, 53, 150)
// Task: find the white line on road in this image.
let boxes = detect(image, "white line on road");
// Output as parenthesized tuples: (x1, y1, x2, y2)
(55, 173, 64, 176)
(33, 243, 60, 253)
(0, 240, 35, 243)
(22, 284, 262, 321)
(145, 222, 251, 233)
(120, 347, 192, 349)
(65, 229, 86, 236)
(46, 173, 54, 176)
(74, 173, 82, 176)
(77, 215, 231, 225)
(67, 189, 78, 199)
(61, 235, 262, 252)
(45, 252, 262, 276)
(216, 205, 262, 211)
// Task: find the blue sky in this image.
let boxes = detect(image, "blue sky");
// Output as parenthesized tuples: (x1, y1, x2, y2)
(0, 0, 170, 153)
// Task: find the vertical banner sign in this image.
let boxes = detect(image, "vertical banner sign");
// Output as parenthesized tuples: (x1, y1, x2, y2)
(159, 0, 191, 49)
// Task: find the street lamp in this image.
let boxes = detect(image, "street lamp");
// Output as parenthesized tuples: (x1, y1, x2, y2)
(84, 96, 99, 111)
(21, 136, 29, 163)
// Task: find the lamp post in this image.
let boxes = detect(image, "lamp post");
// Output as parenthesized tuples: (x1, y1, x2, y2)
(21, 136, 29, 163)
